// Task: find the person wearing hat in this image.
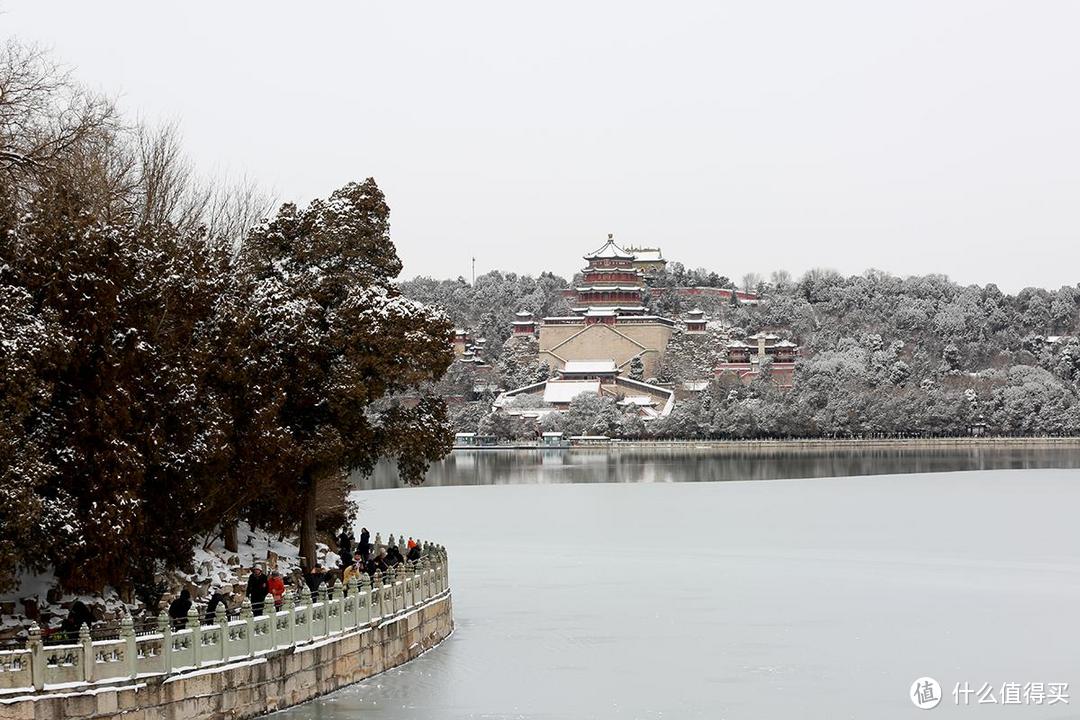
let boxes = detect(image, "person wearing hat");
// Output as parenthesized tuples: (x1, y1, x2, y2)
(342, 551, 364, 591)
(246, 566, 270, 616)
(268, 570, 286, 610)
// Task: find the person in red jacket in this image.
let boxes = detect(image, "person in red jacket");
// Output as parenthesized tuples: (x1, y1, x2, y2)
(267, 570, 286, 611)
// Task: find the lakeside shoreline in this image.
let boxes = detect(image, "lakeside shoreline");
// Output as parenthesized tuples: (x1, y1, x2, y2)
(453, 436, 1080, 452)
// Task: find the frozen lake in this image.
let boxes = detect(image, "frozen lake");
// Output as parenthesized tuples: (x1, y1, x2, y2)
(280, 466, 1080, 719)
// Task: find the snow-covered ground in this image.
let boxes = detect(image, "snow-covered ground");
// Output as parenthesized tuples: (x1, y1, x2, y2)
(274, 469, 1080, 720)
(0, 522, 342, 640)
(180, 522, 340, 595)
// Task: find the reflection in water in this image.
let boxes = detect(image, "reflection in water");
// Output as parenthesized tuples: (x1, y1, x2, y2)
(353, 445, 1080, 489)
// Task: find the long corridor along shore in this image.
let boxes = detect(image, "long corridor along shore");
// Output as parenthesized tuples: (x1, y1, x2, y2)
(453, 436, 1080, 451)
(0, 544, 452, 720)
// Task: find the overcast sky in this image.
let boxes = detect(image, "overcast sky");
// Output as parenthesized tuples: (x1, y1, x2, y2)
(3, 1, 1079, 291)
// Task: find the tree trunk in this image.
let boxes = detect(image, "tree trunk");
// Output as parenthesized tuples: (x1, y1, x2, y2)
(223, 522, 239, 553)
(299, 471, 319, 570)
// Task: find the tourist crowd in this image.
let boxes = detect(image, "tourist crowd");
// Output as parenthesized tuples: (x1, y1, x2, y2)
(159, 528, 425, 629)
(51, 528, 430, 639)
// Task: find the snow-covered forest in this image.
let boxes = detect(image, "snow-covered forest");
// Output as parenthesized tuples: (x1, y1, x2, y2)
(403, 265, 1080, 441)
(0, 40, 454, 598)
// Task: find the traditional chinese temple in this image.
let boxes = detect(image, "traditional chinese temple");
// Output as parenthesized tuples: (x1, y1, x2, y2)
(534, 235, 675, 379)
(715, 332, 799, 387)
(493, 360, 674, 420)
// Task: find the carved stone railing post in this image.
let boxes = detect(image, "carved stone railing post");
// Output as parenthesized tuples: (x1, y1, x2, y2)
(284, 591, 296, 647)
(347, 577, 359, 627)
(373, 569, 386, 621)
(268, 597, 278, 650)
(301, 589, 313, 643)
(420, 558, 428, 600)
(79, 623, 94, 683)
(28, 622, 44, 691)
(318, 582, 329, 638)
(390, 569, 403, 613)
(331, 582, 344, 634)
(187, 606, 202, 668)
(121, 614, 138, 679)
(434, 546, 442, 591)
(440, 545, 449, 590)
(241, 598, 254, 657)
(360, 573, 372, 626)
(159, 611, 173, 674)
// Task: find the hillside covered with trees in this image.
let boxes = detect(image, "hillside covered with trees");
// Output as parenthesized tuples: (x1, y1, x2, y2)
(402, 266, 1080, 440)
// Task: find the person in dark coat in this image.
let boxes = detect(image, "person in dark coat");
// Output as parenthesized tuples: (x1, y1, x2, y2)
(205, 589, 230, 624)
(407, 544, 422, 562)
(336, 529, 353, 569)
(168, 589, 193, 630)
(60, 600, 95, 637)
(386, 545, 404, 567)
(246, 567, 270, 615)
(358, 528, 370, 562)
(305, 565, 326, 603)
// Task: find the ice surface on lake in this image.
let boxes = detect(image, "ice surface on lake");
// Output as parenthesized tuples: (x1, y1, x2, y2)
(276, 469, 1080, 719)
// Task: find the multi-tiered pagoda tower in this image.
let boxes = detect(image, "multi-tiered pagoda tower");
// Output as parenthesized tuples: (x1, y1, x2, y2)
(530, 235, 675, 379)
(571, 235, 647, 314)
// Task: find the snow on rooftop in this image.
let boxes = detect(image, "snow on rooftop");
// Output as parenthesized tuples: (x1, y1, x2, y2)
(583, 236, 634, 260)
(562, 360, 618, 374)
(543, 380, 601, 404)
(618, 395, 657, 406)
(631, 249, 664, 262)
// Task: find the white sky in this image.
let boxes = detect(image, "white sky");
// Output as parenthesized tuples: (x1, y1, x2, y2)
(3, 1, 1079, 291)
